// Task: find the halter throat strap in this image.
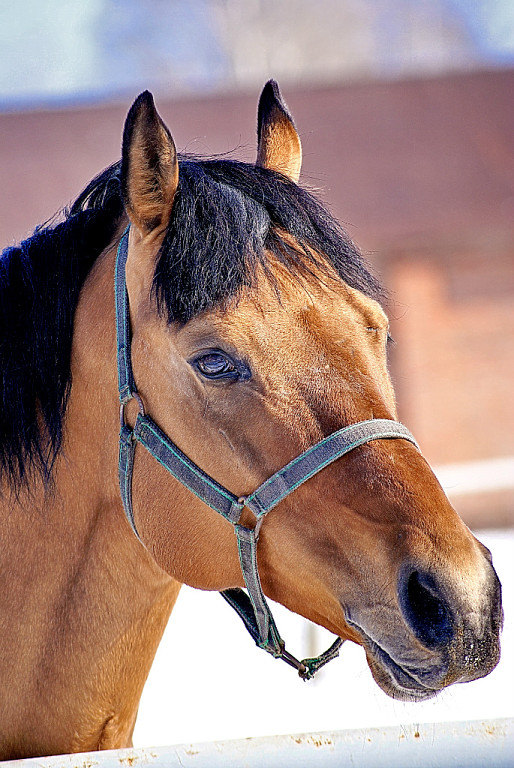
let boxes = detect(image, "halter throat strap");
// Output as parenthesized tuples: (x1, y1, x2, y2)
(114, 229, 419, 680)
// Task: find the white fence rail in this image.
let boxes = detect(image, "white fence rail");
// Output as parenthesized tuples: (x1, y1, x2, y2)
(3, 718, 513, 768)
(434, 455, 514, 496)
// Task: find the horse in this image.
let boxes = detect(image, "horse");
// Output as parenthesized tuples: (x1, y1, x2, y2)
(0, 80, 502, 759)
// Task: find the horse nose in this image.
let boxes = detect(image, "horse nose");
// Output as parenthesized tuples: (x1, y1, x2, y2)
(398, 569, 454, 649)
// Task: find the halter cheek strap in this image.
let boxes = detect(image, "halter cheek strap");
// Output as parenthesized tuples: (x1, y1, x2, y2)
(115, 228, 420, 680)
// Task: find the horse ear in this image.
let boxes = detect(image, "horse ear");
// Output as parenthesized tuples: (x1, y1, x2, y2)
(256, 80, 302, 183)
(121, 91, 179, 236)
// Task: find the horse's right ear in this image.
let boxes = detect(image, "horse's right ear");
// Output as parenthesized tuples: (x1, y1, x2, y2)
(121, 91, 178, 236)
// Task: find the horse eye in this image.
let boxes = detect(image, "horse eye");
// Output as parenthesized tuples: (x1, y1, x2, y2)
(194, 352, 238, 379)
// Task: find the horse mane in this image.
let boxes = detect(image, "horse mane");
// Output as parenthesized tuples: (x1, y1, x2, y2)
(0, 156, 380, 489)
(0, 167, 124, 490)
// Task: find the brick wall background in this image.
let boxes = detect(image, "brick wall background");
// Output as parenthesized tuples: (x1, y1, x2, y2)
(387, 240, 514, 465)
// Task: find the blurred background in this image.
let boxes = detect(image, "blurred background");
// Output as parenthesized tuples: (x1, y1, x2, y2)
(0, 0, 513, 749)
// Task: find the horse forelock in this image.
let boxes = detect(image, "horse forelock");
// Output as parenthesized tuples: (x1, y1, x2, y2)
(153, 155, 383, 324)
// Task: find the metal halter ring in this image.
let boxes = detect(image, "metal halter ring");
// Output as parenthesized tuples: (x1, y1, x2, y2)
(119, 391, 146, 429)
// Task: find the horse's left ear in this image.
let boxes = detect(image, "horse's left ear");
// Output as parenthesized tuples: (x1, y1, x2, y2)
(121, 91, 179, 236)
(256, 80, 302, 183)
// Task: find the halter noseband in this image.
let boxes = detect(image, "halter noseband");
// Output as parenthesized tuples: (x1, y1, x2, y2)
(115, 229, 419, 680)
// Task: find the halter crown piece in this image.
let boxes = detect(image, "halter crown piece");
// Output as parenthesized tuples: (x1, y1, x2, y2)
(115, 228, 420, 680)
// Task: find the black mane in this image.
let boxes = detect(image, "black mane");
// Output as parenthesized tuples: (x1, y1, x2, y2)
(0, 156, 380, 488)
(0, 168, 123, 489)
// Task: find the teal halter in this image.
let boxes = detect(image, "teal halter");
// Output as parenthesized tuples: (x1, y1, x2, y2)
(115, 228, 419, 680)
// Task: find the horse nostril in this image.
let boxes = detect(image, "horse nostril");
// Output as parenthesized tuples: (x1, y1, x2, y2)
(399, 570, 453, 648)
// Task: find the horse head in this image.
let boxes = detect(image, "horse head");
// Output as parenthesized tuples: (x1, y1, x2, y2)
(116, 83, 502, 702)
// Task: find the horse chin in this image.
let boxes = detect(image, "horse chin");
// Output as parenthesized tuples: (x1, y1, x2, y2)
(364, 643, 441, 703)
(347, 622, 443, 703)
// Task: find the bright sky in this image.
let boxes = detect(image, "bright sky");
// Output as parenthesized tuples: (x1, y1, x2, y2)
(0, 0, 512, 109)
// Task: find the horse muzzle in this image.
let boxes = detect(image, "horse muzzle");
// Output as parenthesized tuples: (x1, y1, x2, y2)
(344, 557, 503, 702)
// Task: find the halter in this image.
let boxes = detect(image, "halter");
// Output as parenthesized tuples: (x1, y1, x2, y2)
(115, 228, 419, 680)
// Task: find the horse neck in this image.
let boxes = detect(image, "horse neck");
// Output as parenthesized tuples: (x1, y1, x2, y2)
(0, 244, 179, 757)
